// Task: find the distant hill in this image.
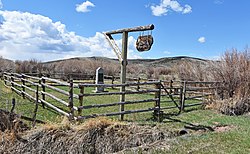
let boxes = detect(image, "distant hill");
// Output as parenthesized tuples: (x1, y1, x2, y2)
(43, 56, 208, 68)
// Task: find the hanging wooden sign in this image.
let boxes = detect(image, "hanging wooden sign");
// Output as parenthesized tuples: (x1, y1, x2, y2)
(136, 35, 154, 52)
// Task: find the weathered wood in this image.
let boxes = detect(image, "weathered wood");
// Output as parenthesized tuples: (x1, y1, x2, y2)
(185, 93, 214, 100)
(41, 83, 69, 96)
(180, 81, 186, 112)
(10, 75, 22, 81)
(154, 82, 161, 121)
(160, 84, 179, 108)
(41, 78, 45, 108)
(78, 98, 158, 109)
(77, 107, 158, 120)
(79, 89, 159, 97)
(22, 78, 40, 86)
(68, 78, 74, 119)
(41, 91, 76, 110)
(186, 87, 217, 91)
(32, 85, 39, 127)
(184, 102, 203, 107)
(10, 74, 15, 88)
(185, 95, 204, 100)
(10, 98, 16, 113)
(22, 74, 40, 80)
(23, 91, 36, 101)
(103, 34, 122, 62)
(120, 31, 129, 121)
(11, 87, 22, 95)
(161, 93, 180, 97)
(40, 99, 70, 117)
(160, 106, 179, 110)
(78, 87, 84, 116)
(22, 84, 36, 93)
(42, 77, 69, 86)
(78, 81, 160, 88)
(21, 74, 26, 99)
(183, 81, 222, 84)
(104, 24, 154, 35)
(11, 81, 22, 87)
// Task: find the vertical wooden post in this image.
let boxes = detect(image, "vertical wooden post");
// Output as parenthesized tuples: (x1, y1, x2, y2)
(179, 86, 183, 113)
(111, 75, 115, 89)
(10, 98, 16, 113)
(154, 81, 161, 122)
(32, 85, 39, 127)
(4, 73, 6, 85)
(10, 73, 14, 88)
(137, 77, 141, 91)
(120, 31, 128, 121)
(21, 74, 25, 99)
(180, 81, 186, 112)
(40, 77, 45, 108)
(68, 78, 74, 120)
(78, 87, 84, 116)
(170, 80, 173, 94)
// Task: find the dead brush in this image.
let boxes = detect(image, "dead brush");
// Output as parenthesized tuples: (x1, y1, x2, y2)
(205, 97, 250, 115)
(74, 116, 119, 131)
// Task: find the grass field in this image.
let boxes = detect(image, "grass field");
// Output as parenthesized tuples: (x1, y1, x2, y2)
(1, 80, 250, 153)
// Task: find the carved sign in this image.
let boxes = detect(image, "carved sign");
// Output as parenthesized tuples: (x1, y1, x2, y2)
(136, 35, 154, 52)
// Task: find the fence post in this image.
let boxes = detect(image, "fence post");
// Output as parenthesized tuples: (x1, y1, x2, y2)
(4, 72, 7, 85)
(68, 78, 74, 120)
(10, 73, 14, 88)
(78, 87, 84, 116)
(154, 81, 162, 121)
(170, 80, 173, 94)
(180, 81, 186, 112)
(137, 77, 141, 91)
(40, 77, 45, 108)
(21, 74, 26, 99)
(111, 75, 115, 89)
(32, 85, 39, 127)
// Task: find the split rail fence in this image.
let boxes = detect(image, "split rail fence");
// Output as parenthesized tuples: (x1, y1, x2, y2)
(2, 72, 222, 121)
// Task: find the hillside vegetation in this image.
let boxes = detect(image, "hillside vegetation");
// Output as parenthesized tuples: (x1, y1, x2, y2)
(0, 56, 208, 80)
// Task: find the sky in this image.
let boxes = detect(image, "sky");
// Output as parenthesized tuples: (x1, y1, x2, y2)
(0, 0, 249, 62)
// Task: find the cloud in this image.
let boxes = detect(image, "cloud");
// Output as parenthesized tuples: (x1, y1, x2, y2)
(198, 37, 206, 43)
(76, 1, 95, 13)
(0, 0, 3, 9)
(214, 0, 224, 5)
(0, 10, 141, 61)
(150, 0, 192, 16)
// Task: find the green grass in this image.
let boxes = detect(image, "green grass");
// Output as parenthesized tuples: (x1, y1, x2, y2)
(158, 110, 250, 154)
(1, 80, 250, 153)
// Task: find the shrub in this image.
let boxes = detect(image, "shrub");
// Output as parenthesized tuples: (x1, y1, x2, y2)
(208, 48, 250, 99)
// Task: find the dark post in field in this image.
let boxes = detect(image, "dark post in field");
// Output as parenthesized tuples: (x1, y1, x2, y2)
(103, 24, 154, 120)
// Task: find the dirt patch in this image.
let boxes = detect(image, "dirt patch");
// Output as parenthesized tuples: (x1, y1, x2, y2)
(0, 117, 176, 154)
(213, 125, 235, 133)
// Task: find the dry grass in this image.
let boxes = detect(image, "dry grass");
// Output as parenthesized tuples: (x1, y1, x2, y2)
(0, 116, 174, 154)
(205, 97, 250, 115)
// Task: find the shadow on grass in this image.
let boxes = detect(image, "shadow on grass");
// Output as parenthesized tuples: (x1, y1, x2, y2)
(145, 108, 215, 132)
(162, 114, 214, 132)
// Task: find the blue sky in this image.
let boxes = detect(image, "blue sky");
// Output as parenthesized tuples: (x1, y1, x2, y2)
(0, 0, 249, 61)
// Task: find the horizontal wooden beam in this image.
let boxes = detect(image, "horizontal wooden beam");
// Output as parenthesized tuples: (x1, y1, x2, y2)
(78, 81, 160, 88)
(78, 98, 158, 109)
(77, 107, 158, 120)
(104, 24, 154, 35)
(79, 89, 159, 97)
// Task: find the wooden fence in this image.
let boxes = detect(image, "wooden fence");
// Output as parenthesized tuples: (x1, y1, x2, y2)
(2, 72, 222, 121)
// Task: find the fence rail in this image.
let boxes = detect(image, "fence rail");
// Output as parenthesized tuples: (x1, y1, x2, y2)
(2, 72, 222, 122)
